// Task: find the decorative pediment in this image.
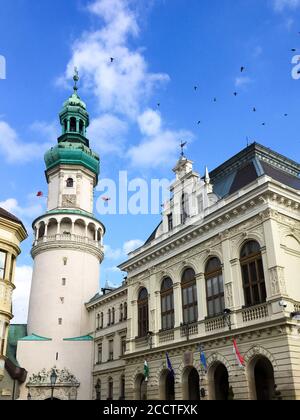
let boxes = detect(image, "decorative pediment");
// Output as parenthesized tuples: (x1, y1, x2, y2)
(27, 366, 79, 387)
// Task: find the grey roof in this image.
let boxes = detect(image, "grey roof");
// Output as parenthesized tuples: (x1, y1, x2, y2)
(211, 142, 300, 198)
(0, 207, 27, 232)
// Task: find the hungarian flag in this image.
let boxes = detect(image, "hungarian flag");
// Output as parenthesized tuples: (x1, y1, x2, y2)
(233, 339, 245, 368)
(144, 360, 149, 382)
(36, 191, 43, 197)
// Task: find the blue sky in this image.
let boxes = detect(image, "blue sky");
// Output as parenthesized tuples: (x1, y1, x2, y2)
(0, 0, 300, 322)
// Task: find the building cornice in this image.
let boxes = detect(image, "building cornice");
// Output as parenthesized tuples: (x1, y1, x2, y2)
(31, 240, 104, 261)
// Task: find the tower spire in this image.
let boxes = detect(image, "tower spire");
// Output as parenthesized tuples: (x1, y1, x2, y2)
(73, 67, 79, 93)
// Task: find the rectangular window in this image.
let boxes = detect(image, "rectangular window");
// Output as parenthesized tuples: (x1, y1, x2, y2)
(167, 214, 173, 231)
(58, 318, 62, 325)
(9, 255, 15, 282)
(97, 344, 102, 364)
(0, 250, 7, 279)
(60, 297, 65, 304)
(109, 339, 114, 361)
(62, 278, 66, 286)
(121, 338, 126, 356)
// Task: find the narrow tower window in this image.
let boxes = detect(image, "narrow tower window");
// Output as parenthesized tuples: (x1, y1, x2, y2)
(70, 117, 76, 132)
(62, 278, 66, 286)
(66, 178, 74, 188)
(58, 318, 62, 325)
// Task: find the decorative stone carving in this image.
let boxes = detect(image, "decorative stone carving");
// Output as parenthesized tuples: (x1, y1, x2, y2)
(27, 367, 79, 387)
(269, 266, 286, 295)
(225, 283, 233, 308)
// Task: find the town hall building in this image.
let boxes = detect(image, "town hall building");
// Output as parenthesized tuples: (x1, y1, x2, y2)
(13, 74, 300, 400)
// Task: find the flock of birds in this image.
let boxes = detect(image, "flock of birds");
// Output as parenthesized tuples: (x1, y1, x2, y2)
(109, 44, 297, 134)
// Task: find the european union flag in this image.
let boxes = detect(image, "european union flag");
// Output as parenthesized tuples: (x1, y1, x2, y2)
(166, 353, 175, 377)
(200, 349, 208, 372)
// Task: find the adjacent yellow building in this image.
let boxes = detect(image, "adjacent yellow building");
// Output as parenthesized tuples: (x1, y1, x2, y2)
(0, 207, 27, 399)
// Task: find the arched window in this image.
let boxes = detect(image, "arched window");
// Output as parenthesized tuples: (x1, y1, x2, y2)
(205, 258, 224, 317)
(240, 241, 266, 307)
(108, 377, 113, 400)
(119, 304, 123, 322)
(66, 178, 74, 188)
(108, 309, 111, 326)
(100, 312, 103, 329)
(124, 302, 127, 320)
(120, 375, 125, 400)
(138, 288, 149, 338)
(95, 379, 101, 400)
(70, 117, 76, 132)
(96, 313, 100, 330)
(181, 268, 198, 323)
(161, 278, 174, 330)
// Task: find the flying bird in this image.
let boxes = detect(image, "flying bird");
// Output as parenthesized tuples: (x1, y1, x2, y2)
(110, 57, 114, 63)
(253, 107, 257, 112)
(213, 97, 217, 102)
(157, 103, 160, 107)
(197, 121, 201, 125)
(233, 92, 238, 96)
(101, 196, 111, 202)
(241, 66, 245, 72)
(262, 122, 266, 126)
(291, 49, 297, 52)
(284, 114, 288, 117)
(194, 86, 198, 91)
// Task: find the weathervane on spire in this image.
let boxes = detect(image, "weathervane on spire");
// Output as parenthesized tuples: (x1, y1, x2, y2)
(180, 140, 187, 158)
(73, 67, 79, 92)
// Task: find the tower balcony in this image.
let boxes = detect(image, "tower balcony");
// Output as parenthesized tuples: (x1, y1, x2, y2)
(31, 213, 105, 261)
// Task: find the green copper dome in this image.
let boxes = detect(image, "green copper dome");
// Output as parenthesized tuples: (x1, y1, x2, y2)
(45, 70, 100, 183)
(63, 92, 87, 111)
(45, 142, 100, 183)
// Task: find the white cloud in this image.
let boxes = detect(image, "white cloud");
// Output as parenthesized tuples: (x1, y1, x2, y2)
(137, 109, 161, 136)
(235, 76, 252, 88)
(0, 120, 55, 164)
(127, 126, 193, 168)
(88, 114, 128, 155)
(0, 197, 44, 220)
(104, 238, 144, 261)
(61, 0, 169, 119)
(273, 0, 300, 12)
(12, 265, 32, 324)
(123, 239, 143, 254)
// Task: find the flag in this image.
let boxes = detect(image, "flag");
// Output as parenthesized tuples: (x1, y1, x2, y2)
(36, 191, 43, 197)
(200, 349, 208, 372)
(233, 339, 245, 368)
(144, 360, 149, 382)
(166, 353, 174, 377)
(101, 196, 111, 202)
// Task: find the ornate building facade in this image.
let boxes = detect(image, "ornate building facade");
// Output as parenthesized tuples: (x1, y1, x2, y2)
(0, 208, 27, 400)
(91, 143, 300, 401)
(13, 76, 300, 400)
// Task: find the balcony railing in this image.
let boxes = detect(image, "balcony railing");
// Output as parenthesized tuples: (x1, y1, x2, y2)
(205, 316, 225, 332)
(241, 303, 269, 323)
(158, 329, 174, 343)
(34, 234, 103, 249)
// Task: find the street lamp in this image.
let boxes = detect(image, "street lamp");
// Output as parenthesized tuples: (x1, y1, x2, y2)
(223, 308, 232, 331)
(146, 331, 153, 349)
(50, 369, 58, 400)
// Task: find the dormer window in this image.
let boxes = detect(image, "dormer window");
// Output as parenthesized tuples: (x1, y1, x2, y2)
(66, 178, 74, 188)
